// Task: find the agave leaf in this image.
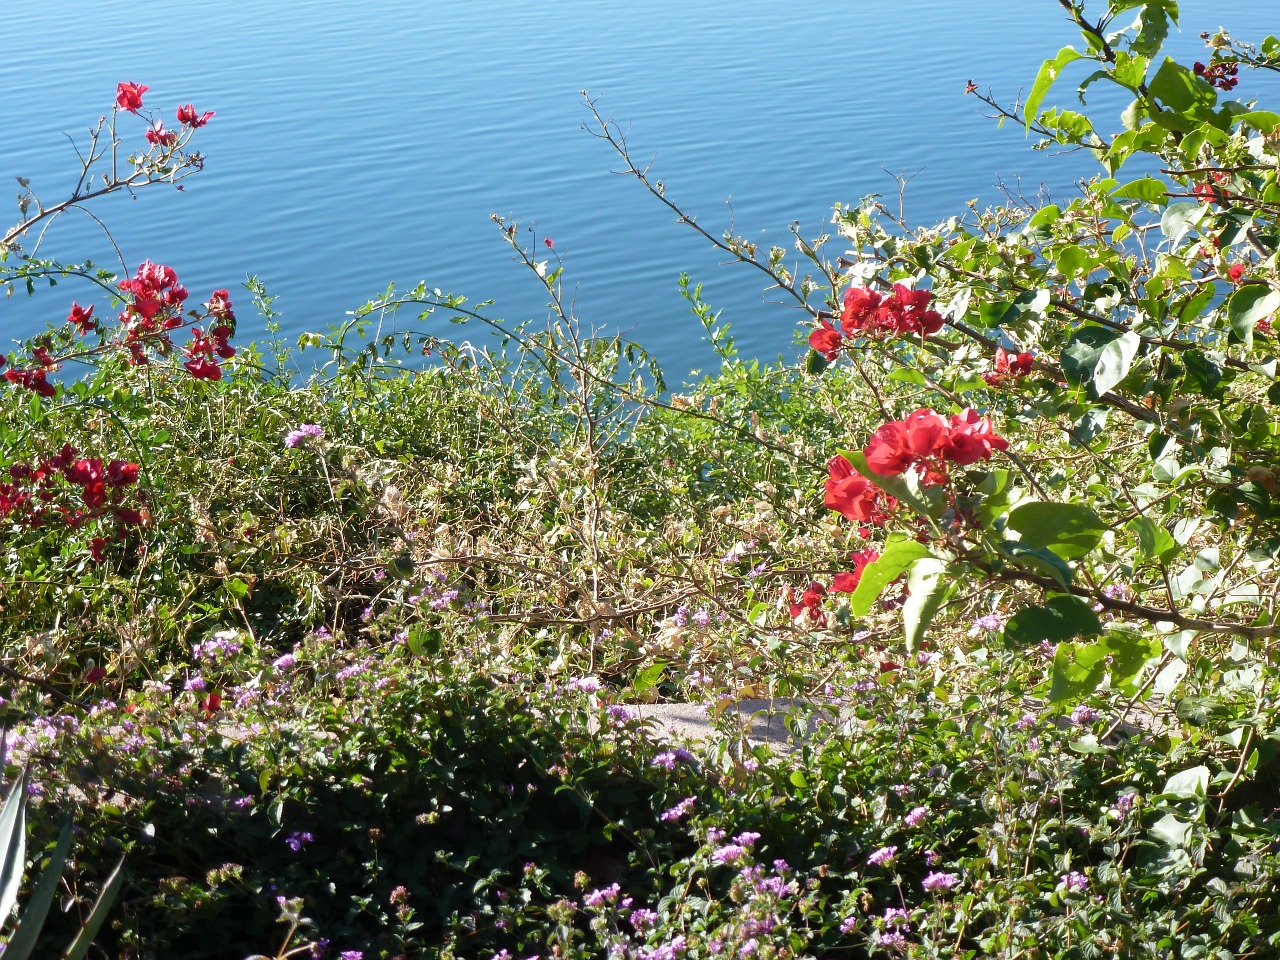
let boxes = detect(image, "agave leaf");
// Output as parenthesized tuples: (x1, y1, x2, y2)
(60, 854, 125, 960)
(5, 817, 73, 960)
(0, 770, 29, 931)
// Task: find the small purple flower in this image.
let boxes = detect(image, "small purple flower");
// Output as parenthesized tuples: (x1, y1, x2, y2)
(922, 871, 959, 893)
(339, 952, 363, 960)
(284, 423, 324, 448)
(582, 883, 621, 908)
(904, 806, 928, 828)
(1070, 705, 1099, 725)
(973, 613, 1004, 632)
(569, 676, 601, 693)
(883, 907, 909, 928)
(713, 844, 747, 866)
(606, 705, 638, 723)
(867, 845, 898, 867)
(660, 797, 696, 822)
(1014, 713, 1037, 730)
(876, 931, 908, 953)
(285, 831, 314, 851)
(631, 908, 659, 931)
(692, 608, 712, 627)
(839, 915, 858, 935)
(183, 675, 207, 692)
(1114, 792, 1137, 816)
(1061, 870, 1089, 892)
(734, 831, 761, 848)
(272, 653, 297, 672)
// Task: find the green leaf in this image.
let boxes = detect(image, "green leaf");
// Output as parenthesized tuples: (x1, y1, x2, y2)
(1025, 46, 1085, 132)
(997, 541, 1074, 587)
(1227, 285, 1280, 351)
(1061, 326, 1120, 391)
(61, 854, 125, 960)
(1149, 813, 1193, 848)
(846, 450, 942, 519)
(1130, 7, 1171, 58)
(1005, 595, 1101, 646)
(1129, 516, 1178, 562)
(1049, 640, 1109, 702)
(902, 559, 951, 653)
(1093, 330, 1141, 395)
(1146, 57, 1218, 131)
(1160, 202, 1204, 246)
(0, 770, 28, 935)
(1239, 110, 1280, 134)
(848, 539, 933, 618)
(1007, 501, 1106, 560)
(1182, 349, 1225, 397)
(804, 350, 830, 376)
(5, 818, 72, 960)
(1111, 176, 1168, 203)
(1162, 765, 1209, 800)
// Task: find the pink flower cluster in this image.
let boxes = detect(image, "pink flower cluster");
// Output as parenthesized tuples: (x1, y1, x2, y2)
(864, 408, 1008, 485)
(809, 284, 945, 361)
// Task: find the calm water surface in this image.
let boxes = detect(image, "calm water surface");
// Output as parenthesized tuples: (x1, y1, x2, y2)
(3, 1, 1277, 378)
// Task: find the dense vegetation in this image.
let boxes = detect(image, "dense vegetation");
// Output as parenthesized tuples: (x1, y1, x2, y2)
(4, 3, 1280, 957)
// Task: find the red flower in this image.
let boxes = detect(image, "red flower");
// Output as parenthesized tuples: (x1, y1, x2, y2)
(67, 302, 97, 334)
(115, 81, 149, 113)
(1228, 263, 1246, 284)
(4, 369, 57, 397)
(840, 286, 883, 335)
(982, 346, 1034, 386)
(176, 104, 215, 128)
(944, 409, 1009, 466)
(788, 582, 829, 626)
(200, 692, 222, 717)
(83, 667, 108, 684)
(808, 320, 844, 361)
(206, 289, 236, 323)
(183, 356, 223, 381)
(864, 408, 951, 477)
(89, 537, 110, 563)
(145, 122, 179, 147)
(965, 80, 979, 95)
(825, 455, 895, 524)
(831, 548, 881, 593)
(106, 460, 140, 486)
(543, 238, 554, 248)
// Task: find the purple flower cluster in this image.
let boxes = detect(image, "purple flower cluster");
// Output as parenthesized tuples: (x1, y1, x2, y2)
(660, 797, 696, 822)
(921, 871, 959, 893)
(284, 423, 324, 448)
(285, 831, 314, 851)
(867, 845, 898, 867)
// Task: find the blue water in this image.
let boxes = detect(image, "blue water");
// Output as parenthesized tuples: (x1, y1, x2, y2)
(3, 1, 1277, 379)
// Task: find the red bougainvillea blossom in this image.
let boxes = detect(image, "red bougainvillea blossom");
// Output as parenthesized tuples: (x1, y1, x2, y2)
(808, 320, 844, 361)
(176, 104, 215, 128)
(811, 283, 945, 363)
(67, 302, 97, 334)
(841, 284, 945, 339)
(825, 455, 896, 525)
(1228, 262, 1246, 284)
(789, 582, 828, 626)
(832, 547, 881, 593)
(1, 445, 146, 562)
(864, 408, 1007, 485)
(982, 346, 1034, 387)
(115, 82, 148, 113)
